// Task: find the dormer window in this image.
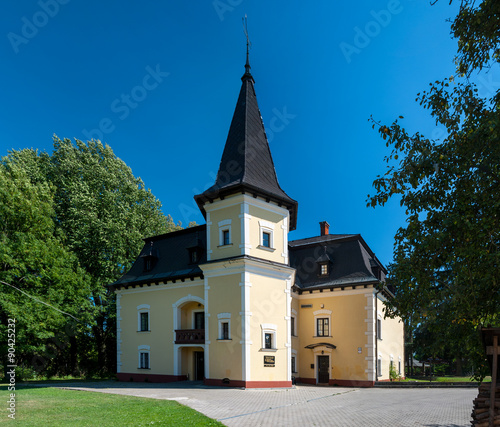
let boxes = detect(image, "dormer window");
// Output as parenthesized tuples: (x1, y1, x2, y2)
(189, 247, 200, 264)
(320, 263, 328, 276)
(317, 247, 332, 277)
(143, 254, 158, 272)
(142, 241, 158, 272)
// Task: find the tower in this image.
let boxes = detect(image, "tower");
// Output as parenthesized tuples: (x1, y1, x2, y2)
(194, 55, 298, 387)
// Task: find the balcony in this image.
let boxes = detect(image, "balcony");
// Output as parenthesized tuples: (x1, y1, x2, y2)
(175, 329, 205, 344)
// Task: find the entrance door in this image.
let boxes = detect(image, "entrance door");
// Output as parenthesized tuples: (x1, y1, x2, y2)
(194, 351, 204, 381)
(318, 355, 329, 384)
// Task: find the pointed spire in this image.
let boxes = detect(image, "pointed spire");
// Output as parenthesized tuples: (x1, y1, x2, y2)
(194, 33, 298, 230)
(242, 15, 254, 82)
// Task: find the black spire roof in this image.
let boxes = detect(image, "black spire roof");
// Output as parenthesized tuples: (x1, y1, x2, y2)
(194, 61, 298, 230)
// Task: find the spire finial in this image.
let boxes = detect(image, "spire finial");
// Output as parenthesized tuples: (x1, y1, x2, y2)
(242, 15, 252, 79)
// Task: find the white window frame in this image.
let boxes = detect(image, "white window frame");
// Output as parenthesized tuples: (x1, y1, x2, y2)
(398, 356, 402, 375)
(218, 219, 232, 247)
(258, 220, 275, 250)
(217, 312, 231, 340)
(138, 345, 150, 369)
(137, 304, 150, 332)
(261, 323, 277, 351)
(313, 309, 332, 337)
(377, 355, 382, 377)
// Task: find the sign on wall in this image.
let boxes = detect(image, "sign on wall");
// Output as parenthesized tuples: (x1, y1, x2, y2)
(264, 355, 275, 367)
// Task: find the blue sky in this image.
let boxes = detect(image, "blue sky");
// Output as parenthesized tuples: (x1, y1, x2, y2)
(1, 0, 462, 266)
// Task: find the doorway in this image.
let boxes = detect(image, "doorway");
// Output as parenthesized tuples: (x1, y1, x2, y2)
(194, 311, 205, 330)
(317, 355, 329, 384)
(194, 351, 204, 381)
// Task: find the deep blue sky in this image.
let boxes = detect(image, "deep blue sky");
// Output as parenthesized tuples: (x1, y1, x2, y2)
(1, 0, 461, 266)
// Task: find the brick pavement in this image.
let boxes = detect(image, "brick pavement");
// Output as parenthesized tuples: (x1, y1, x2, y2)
(48, 381, 476, 426)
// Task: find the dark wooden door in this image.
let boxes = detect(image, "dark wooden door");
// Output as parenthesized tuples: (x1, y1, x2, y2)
(194, 312, 204, 330)
(194, 351, 204, 381)
(318, 356, 329, 384)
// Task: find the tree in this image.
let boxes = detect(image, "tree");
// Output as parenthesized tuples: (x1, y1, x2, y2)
(0, 163, 93, 379)
(49, 137, 180, 374)
(368, 0, 500, 378)
(4, 138, 181, 375)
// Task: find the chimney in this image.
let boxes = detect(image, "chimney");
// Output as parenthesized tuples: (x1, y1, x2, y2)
(319, 221, 330, 236)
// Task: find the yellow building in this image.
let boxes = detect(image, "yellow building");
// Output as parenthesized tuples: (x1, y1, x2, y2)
(111, 57, 404, 388)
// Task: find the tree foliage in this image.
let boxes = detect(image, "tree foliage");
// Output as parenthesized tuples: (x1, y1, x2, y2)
(0, 163, 92, 378)
(1, 138, 180, 377)
(369, 0, 500, 377)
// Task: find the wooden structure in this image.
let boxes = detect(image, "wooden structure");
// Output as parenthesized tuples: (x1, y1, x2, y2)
(471, 328, 500, 426)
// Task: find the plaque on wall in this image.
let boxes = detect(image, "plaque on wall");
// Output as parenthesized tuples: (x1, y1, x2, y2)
(264, 355, 275, 367)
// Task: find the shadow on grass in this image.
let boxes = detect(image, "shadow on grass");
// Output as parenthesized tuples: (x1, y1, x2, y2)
(2, 379, 238, 391)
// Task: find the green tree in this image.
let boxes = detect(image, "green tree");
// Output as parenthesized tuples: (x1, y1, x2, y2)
(368, 0, 499, 379)
(0, 163, 92, 379)
(48, 137, 180, 374)
(4, 138, 181, 376)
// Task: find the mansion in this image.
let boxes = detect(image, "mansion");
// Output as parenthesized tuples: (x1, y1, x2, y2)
(110, 56, 404, 388)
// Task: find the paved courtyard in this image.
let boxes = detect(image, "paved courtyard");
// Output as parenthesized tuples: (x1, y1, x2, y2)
(49, 381, 476, 426)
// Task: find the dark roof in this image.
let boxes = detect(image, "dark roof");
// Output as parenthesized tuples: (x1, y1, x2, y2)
(109, 225, 206, 289)
(194, 65, 298, 230)
(111, 226, 389, 294)
(289, 234, 385, 290)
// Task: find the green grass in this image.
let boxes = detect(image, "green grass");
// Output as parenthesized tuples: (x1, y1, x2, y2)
(0, 386, 224, 426)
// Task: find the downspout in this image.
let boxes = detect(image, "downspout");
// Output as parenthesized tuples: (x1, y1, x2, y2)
(375, 285, 382, 380)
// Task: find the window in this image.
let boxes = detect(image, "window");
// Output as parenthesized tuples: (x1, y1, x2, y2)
(265, 333, 272, 349)
(139, 352, 150, 369)
(140, 312, 149, 332)
(189, 248, 199, 264)
(217, 313, 231, 340)
(221, 322, 229, 340)
(262, 231, 271, 248)
(291, 356, 296, 373)
(317, 318, 329, 337)
(218, 220, 232, 247)
(291, 316, 296, 336)
(398, 357, 402, 375)
(377, 357, 382, 377)
(320, 263, 328, 275)
(261, 323, 277, 350)
(258, 220, 274, 250)
(138, 345, 150, 369)
(137, 304, 150, 332)
(377, 317, 382, 340)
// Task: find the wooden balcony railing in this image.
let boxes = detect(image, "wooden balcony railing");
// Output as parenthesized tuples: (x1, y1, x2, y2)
(175, 329, 205, 344)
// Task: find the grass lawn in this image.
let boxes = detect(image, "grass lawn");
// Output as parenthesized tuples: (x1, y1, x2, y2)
(0, 385, 224, 426)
